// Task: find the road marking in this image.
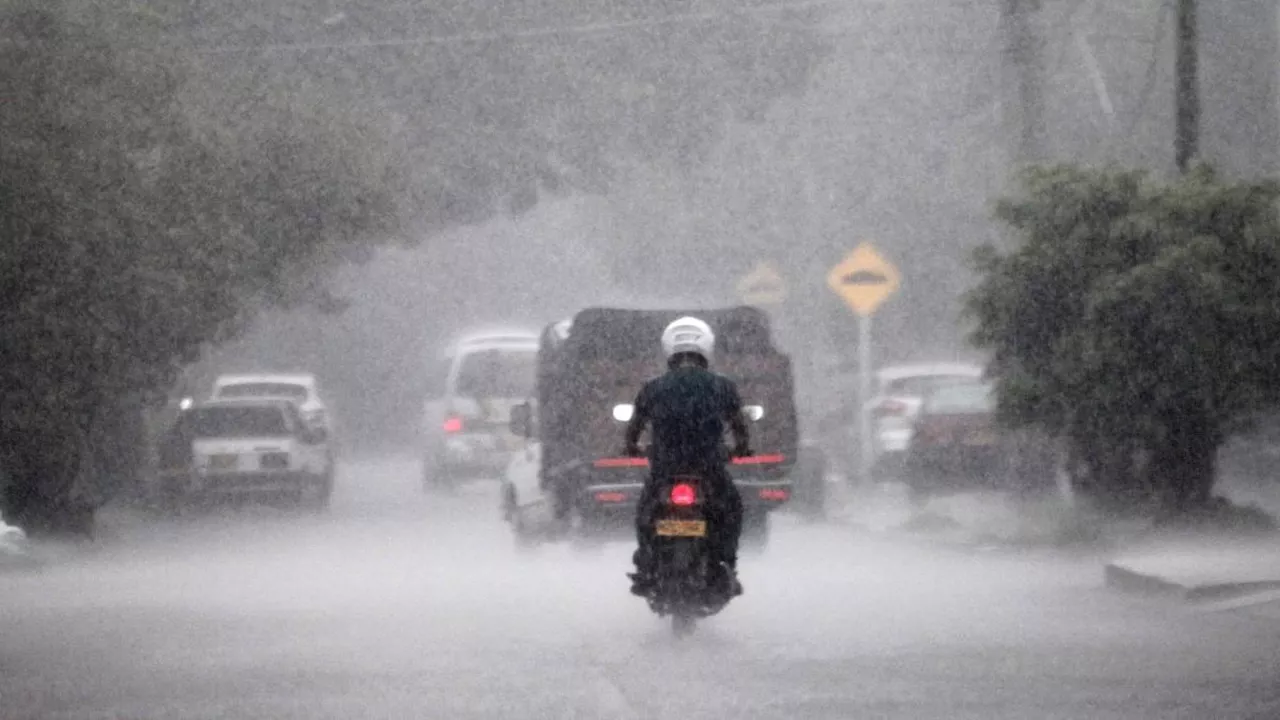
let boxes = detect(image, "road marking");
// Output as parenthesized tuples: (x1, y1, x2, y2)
(1197, 587, 1280, 613)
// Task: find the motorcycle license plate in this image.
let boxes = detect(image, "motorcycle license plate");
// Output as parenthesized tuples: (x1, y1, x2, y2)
(209, 454, 238, 469)
(656, 519, 706, 537)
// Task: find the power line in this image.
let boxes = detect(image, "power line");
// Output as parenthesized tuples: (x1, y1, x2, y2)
(185, 0, 1030, 57)
(190, 0, 841, 56)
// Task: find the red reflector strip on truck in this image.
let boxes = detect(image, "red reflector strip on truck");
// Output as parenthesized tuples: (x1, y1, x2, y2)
(732, 454, 786, 465)
(594, 491, 628, 503)
(593, 457, 649, 468)
(759, 488, 790, 501)
(593, 454, 786, 468)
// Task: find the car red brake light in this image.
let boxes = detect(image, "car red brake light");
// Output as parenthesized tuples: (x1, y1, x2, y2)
(669, 483, 696, 506)
(875, 399, 909, 417)
(443, 416, 463, 433)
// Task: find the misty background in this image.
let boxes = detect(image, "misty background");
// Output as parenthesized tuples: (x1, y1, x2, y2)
(183, 0, 1279, 453)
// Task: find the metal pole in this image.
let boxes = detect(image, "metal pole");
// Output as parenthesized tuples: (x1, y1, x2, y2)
(1175, 0, 1200, 173)
(1001, 0, 1047, 165)
(857, 313, 873, 486)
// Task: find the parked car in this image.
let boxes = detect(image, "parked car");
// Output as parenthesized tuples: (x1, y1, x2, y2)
(209, 373, 332, 435)
(0, 509, 30, 565)
(901, 380, 1057, 505)
(420, 328, 540, 489)
(156, 398, 334, 511)
(864, 362, 985, 477)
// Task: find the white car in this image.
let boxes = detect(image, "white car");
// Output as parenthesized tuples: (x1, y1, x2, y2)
(0, 511, 29, 561)
(499, 403, 557, 546)
(865, 362, 986, 472)
(172, 398, 334, 510)
(209, 373, 332, 433)
(420, 328, 541, 488)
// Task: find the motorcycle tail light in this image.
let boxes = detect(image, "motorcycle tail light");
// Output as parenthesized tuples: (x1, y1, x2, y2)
(669, 483, 696, 507)
(443, 416, 464, 433)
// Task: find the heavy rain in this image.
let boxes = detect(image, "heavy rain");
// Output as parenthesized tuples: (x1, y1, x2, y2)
(3, 0, 1280, 718)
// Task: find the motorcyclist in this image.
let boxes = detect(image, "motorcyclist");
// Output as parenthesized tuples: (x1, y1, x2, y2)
(623, 316, 751, 598)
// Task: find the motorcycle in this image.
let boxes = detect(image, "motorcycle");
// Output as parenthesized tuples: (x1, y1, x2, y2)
(639, 472, 736, 637)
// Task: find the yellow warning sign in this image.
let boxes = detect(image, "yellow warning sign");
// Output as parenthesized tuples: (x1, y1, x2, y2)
(737, 261, 787, 306)
(827, 243, 901, 317)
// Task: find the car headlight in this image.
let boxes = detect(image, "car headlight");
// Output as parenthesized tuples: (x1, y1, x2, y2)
(745, 405, 765, 421)
(612, 404, 635, 422)
(178, 397, 194, 410)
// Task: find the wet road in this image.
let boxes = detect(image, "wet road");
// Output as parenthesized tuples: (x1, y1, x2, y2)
(3, 456, 1279, 719)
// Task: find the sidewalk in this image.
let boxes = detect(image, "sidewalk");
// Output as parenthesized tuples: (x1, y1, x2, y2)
(824, 475, 1091, 548)
(1104, 537, 1280, 603)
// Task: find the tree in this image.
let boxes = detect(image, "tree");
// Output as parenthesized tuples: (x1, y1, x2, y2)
(137, 0, 832, 222)
(0, 0, 829, 534)
(0, 0, 399, 533)
(966, 165, 1280, 518)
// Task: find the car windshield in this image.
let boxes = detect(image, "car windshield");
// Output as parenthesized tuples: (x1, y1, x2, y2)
(924, 383, 995, 414)
(885, 373, 981, 397)
(185, 406, 291, 438)
(455, 349, 536, 399)
(215, 382, 310, 401)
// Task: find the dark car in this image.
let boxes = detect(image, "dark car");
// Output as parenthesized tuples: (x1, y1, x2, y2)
(901, 381, 1058, 505)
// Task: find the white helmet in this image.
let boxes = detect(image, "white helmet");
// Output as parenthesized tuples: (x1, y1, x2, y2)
(661, 316, 715, 362)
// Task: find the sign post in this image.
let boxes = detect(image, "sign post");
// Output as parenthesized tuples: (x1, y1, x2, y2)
(826, 243, 901, 486)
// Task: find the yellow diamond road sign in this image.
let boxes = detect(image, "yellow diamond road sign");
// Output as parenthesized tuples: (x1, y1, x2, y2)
(827, 243, 901, 317)
(738, 261, 787, 306)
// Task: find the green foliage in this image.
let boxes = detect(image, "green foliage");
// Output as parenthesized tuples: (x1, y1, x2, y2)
(137, 0, 831, 212)
(0, 0, 398, 531)
(967, 164, 1280, 514)
(0, 0, 829, 532)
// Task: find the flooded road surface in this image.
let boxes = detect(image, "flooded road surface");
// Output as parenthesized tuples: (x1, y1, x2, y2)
(3, 456, 1278, 719)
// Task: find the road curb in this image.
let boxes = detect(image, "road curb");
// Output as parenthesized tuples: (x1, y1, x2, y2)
(1104, 562, 1280, 604)
(1104, 563, 1187, 598)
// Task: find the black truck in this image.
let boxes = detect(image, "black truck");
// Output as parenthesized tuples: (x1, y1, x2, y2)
(508, 306, 800, 548)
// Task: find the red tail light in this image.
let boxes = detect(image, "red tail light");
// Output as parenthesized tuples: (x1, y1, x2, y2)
(443, 416, 463, 433)
(669, 483, 696, 506)
(875, 400, 909, 417)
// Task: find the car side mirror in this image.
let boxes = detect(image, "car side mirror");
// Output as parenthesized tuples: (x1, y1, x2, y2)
(510, 402, 534, 439)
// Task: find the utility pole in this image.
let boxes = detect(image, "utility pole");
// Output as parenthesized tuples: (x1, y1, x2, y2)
(1175, 0, 1200, 173)
(1000, 0, 1048, 165)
